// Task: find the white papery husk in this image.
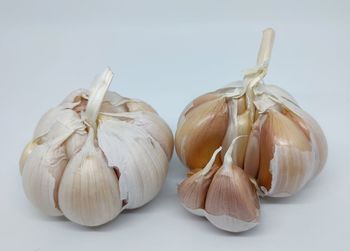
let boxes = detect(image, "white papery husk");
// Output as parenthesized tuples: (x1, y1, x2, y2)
(58, 131, 122, 226)
(22, 141, 67, 216)
(33, 88, 89, 139)
(22, 114, 85, 216)
(100, 111, 173, 160)
(97, 116, 169, 209)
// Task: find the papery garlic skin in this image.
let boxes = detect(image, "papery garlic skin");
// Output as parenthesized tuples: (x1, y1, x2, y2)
(20, 68, 173, 226)
(176, 28, 327, 232)
(22, 143, 67, 216)
(97, 117, 169, 209)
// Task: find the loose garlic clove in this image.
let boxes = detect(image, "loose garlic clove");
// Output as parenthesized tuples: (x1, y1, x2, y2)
(177, 147, 222, 216)
(58, 131, 122, 226)
(205, 136, 260, 232)
(175, 97, 228, 174)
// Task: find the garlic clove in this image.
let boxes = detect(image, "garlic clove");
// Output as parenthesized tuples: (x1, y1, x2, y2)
(19, 138, 43, 174)
(178, 147, 222, 216)
(175, 97, 228, 173)
(22, 105, 88, 216)
(243, 116, 265, 178)
(205, 137, 260, 232)
(177, 92, 220, 128)
(205, 169, 259, 231)
(97, 117, 169, 209)
(221, 98, 251, 166)
(280, 101, 328, 171)
(58, 130, 122, 226)
(22, 142, 67, 216)
(258, 109, 314, 196)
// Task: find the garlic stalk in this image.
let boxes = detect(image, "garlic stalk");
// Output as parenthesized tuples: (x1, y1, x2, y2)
(176, 28, 327, 232)
(20, 68, 174, 226)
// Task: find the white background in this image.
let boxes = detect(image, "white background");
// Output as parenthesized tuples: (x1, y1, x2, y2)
(1, 0, 349, 250)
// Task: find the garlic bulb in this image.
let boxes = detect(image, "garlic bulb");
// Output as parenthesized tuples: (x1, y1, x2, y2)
(20, 68, 173, 226)
(176, 28, 327, 232)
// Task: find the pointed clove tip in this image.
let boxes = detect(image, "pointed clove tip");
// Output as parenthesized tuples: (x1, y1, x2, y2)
(103, 67, 114, 81)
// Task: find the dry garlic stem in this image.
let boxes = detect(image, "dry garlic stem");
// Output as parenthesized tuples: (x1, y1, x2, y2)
(176, 28, 327, 232)
(20, 68, 173, 226)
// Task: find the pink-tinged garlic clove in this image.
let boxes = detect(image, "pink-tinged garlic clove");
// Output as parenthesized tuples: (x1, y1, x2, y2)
(178, 147, 222, 216)
(258, 110, 313, 196)
(175, 97, 228, 174)
(205, 136, 260, 232)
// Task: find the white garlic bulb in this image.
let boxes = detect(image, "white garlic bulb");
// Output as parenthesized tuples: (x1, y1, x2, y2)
(20, 68, 173, 226)
(176, 28, 327, 232)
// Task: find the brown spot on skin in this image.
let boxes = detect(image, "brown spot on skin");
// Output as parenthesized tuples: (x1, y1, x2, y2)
(175, 97, 228, 173)
(113, 167, 121, 179)
(73, 97, 88, 113)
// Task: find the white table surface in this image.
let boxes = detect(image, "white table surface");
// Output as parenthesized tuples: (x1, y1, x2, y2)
(1, 0, 349, 250)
